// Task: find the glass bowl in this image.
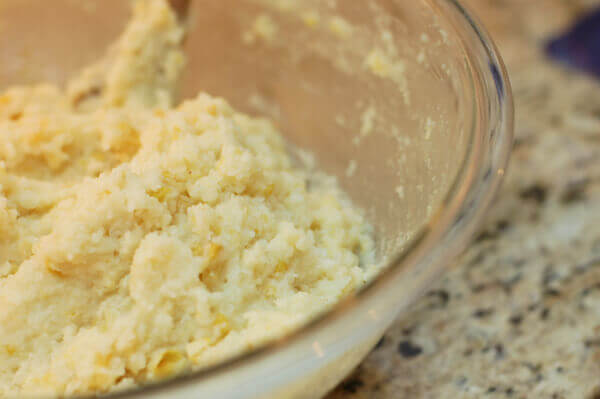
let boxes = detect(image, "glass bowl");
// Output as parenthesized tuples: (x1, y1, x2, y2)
(0, 0, 513, 398)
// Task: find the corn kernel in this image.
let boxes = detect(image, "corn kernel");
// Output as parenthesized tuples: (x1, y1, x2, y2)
(46, 264, 66, 277)
(5, 345, 15, 355)
(274, 262, 288, 274)
(149, 186, 170, 202)
(191, 244, 204, 257)
(264, 184, 274, 196)
(210, 312, 231, 344)
(95, 354, 111, 367)
(206, 104, 217, 116)
(150, 349, 186, 378)
(206, 243, 222, 260)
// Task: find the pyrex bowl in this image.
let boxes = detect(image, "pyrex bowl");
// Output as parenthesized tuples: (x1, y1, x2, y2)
(0, 0, 513, 398)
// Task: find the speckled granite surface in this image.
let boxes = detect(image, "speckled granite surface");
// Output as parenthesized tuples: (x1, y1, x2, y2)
(329, 1, 600, 398)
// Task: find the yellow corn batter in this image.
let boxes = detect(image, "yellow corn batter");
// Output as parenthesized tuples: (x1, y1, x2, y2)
(0, 0, 376, 396)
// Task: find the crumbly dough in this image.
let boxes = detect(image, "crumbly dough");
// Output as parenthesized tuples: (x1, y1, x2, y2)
(0, 0, 375, 396)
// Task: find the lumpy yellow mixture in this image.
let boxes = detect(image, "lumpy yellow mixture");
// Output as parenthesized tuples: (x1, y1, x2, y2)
(0, 0, 376, 396)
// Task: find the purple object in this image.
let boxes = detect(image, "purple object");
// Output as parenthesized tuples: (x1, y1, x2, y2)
(547, 7, 600, 78)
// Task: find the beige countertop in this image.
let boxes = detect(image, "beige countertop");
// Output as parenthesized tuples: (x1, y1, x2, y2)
(329, 1, 600, 398)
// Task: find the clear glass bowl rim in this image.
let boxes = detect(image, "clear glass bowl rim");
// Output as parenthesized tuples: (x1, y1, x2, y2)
(98, 0, 515, 397)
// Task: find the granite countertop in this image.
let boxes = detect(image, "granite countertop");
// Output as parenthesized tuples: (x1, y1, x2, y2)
(329, 1, 600, 398)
